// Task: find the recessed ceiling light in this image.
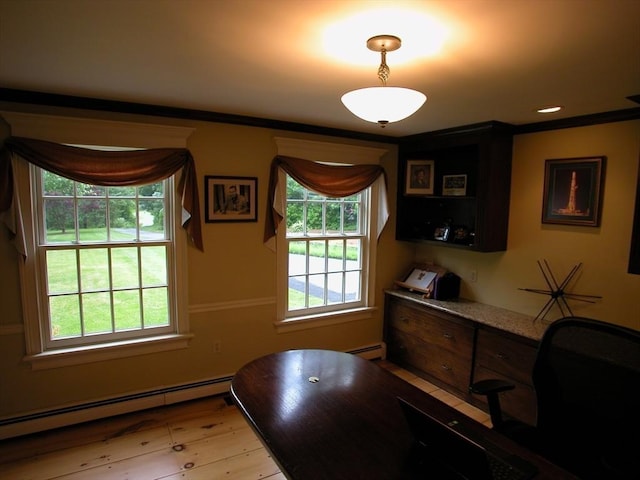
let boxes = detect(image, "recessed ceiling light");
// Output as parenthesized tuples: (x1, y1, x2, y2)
(537, 106, 562, 114)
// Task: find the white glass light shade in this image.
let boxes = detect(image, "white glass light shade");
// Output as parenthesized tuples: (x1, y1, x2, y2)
(341, 87, 426, 124)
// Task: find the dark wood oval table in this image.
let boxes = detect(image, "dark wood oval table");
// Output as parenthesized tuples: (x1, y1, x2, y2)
(230, 349, 575, 479)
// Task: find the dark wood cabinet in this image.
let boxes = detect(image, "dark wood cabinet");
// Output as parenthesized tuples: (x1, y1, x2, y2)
(397, 121, 513, 252)
(385, 295, 474, 396)
(384, 293, 538, 424)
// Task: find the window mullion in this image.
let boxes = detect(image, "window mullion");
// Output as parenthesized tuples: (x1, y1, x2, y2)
(322, 198, 326, 235)
(305, 240, 310, 309)
(76, 248, 86, 337)
(73, 182, 80, 244)
(108, 246, 116, 334)
(137, 246, 144, 329)
(135, 188, 141, 242)
(106, 187, 111, 242)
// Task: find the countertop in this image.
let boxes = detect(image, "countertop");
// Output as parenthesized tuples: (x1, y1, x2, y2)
(385, 289, 552, 341)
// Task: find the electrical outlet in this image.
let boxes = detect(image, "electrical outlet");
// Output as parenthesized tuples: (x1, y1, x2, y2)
(213, 340, 221, 353)
(470, 270, 477, 283)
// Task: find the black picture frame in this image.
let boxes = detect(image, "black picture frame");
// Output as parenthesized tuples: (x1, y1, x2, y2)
(434, 226, 450, 242)
(542, 156, 606, 226)
(405, 160, 435, 195)
(205, 175, 258, 223)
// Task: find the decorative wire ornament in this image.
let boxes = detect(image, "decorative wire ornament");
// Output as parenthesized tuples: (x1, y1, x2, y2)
(519, 259, 602, 321)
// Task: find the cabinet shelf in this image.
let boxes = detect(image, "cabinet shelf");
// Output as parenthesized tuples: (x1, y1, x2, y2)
(423, 195, 477, 201)
(397, 121, 514, 252)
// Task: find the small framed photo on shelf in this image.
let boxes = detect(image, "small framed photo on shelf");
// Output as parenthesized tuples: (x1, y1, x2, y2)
(541, 156, 606, 227)
(205, 175, 258, 223)
(452, 226, 470, 244)
(405, 160, 435, 195)
(434, 226, 450, 242)
(442, 174, 467, 196)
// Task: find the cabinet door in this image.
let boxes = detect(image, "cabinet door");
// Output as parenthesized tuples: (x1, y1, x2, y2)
(387, 298, 474, 356)
(387, 327, 472, 394)
(473, 328, 537, 425)
(386, 297, 474, 394)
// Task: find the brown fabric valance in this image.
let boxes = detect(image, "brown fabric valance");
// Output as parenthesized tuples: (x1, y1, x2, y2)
(0, 136, 203, 252)
(264, 155, 387, 245)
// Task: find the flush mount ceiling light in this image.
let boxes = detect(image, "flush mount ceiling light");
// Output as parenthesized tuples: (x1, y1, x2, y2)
(341, 35, 426, 128)
(537, 105, 563, 114)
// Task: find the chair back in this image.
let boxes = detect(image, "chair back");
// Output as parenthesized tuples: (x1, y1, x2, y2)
(532, 316, 640, 478)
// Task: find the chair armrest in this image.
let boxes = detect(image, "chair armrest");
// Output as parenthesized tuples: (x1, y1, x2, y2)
(469, 379, 515, 430)
(470, 378, 515, 395)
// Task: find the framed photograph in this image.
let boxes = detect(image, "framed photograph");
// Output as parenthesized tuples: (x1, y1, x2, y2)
(405, 160, 434, 195)
(542, 157, 606, 226)
(434, 226, 450, 241)
(205, 175, 257, 223)
(452, 226, 471, 244)
(442, 174, 467, 196)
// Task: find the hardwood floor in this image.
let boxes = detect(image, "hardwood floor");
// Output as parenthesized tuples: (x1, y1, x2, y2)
(0, 360, 491, 479)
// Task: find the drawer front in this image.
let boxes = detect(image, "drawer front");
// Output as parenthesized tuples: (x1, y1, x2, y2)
(388, 299, 474, 358)
(473, 365, 537, 426)
(387, 327, 472, 393)
(475, 329, 536, 384)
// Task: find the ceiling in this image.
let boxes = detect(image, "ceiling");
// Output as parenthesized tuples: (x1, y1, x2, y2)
(1, 0, 639, 137)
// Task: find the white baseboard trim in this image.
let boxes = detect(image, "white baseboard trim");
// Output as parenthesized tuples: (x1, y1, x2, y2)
(348, 341, 387, 360)
(0, 375, 233, 441)
(0, 342, 386, 440)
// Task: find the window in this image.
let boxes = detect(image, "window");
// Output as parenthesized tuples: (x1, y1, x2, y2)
(1, 112, 194, 369)
(272, 137, 388, 329)
(36, 168, 175, 349)
(285, 175, 368, 315)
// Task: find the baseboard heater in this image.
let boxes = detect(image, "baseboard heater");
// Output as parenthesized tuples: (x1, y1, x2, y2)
(0, 342, 386, 440)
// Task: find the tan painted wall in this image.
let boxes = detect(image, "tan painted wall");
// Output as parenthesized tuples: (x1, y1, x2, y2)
(416, 119, 640, 330)
(0, 109, 411, 419)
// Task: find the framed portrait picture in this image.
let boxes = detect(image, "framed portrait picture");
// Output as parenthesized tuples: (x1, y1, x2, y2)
(205, 175, 258, 222)
(542, 156, 606, 226)
(405, 160, 434, 195)
(442, 174, 467, 196)
(433, 226, 450, 241)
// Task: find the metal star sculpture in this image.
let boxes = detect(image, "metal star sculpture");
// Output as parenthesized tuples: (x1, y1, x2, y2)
(519, 259, 602, 321)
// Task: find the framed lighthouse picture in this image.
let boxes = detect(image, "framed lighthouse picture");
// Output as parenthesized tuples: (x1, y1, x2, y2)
(542, 156, 606, 227)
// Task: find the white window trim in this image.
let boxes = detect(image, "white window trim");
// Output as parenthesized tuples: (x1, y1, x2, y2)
(273, 137, 387, 331)
(1, 111, 195, 369)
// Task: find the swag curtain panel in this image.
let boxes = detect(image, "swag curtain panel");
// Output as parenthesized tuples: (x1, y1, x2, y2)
(264, 155, 389, 249)
(0, 136, 204, 255)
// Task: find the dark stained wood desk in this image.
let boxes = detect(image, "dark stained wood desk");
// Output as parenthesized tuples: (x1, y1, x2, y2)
(230, 349, 575, 479)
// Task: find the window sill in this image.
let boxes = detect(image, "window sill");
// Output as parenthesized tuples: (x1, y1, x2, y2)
(274, 307, 377, 333)
(24, 334, 194, 370)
